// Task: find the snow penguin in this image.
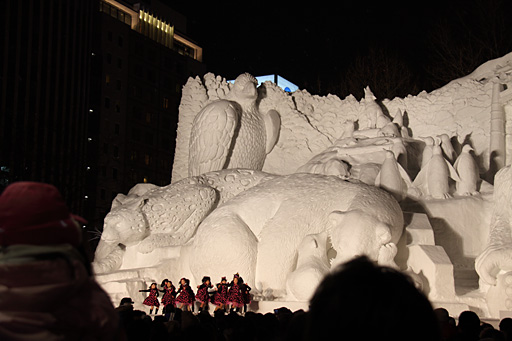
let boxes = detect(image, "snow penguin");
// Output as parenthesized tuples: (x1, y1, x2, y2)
(420, 136, 434, 169)
(454, 144, 480, 196)
(375, 150, 412, 202)
(412, 142, 460, 199)
(439, 134, 457, 163)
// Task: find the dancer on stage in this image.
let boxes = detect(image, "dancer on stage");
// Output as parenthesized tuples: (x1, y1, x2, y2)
(227, 273, 245, 313)
(212, 276, 229, 312)
(139, 282, 160, 314)
(175, 278, 195, 311)
(160, 279, 176, 318)
(196, 276, 213, 312)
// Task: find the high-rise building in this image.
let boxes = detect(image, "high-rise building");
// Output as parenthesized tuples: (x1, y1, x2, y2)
(0, 0, 206, 246)
(0, 0, 95, 215)
(87, 0, 206, 238)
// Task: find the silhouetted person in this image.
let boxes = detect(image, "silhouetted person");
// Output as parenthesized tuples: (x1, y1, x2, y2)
(452, 310, 480, 341)
(305, 256, 441, 340)
(500, 318, 512, 341)
(434, 307, 458, 341)
(480, 326, 505, 341)
(0, 181, 120, 340)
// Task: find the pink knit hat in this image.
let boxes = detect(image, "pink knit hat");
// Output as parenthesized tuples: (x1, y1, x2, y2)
(0, 181, 86, 247)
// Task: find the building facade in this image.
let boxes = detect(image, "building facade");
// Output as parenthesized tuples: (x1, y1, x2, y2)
(87, 0, 206, 237)
(0, 0, 95, 215)
(0, 0, 206, 246)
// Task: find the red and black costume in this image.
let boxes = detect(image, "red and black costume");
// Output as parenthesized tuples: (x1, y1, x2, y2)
(212, 280, 229, 306)
(160, 284, 176, 307)
(140, 286, 160, 308)
(196, 282, 213, 304)
(227, 280, 245, 308)
(175, 279, 195, 307)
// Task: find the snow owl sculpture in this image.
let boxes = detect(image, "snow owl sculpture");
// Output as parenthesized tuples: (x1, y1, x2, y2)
(188, 73, 281, 176)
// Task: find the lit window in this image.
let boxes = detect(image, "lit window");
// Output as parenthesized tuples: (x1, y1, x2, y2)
(163, 97, 169, 109)
(105, 74, 110, 84)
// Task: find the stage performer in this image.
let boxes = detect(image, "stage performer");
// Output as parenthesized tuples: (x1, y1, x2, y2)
(227, 273, 245, 313)
(139, 283, 160, 314)
(212, 276, 229, 312)
(176, 278, 195, 311)
(196, 276, 213, 312)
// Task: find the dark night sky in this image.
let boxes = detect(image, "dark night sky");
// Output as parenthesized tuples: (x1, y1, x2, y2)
(169, 1, 512, 98)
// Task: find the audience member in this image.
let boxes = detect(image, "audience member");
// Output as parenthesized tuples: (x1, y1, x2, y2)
(435, 307, 458, 341)
(304, 255, 441, 340)
(452, 310, 481, 341)
(500, 318, 512, 341)
(0, 181, 120, 340)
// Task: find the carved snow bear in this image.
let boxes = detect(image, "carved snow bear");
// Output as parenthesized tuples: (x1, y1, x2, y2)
(187, 173, 404, 297)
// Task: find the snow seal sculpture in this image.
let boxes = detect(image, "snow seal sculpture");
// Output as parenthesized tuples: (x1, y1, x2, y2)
(187, 173, 404, 297)
(93, 169, 277, 274)
(188, 73, 281, 176)
(285, 232, 330, 301)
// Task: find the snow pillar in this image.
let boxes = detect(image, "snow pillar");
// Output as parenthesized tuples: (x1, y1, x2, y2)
(490, 80, 506, 174)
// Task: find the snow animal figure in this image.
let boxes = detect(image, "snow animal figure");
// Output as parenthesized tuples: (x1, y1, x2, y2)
(454, 145, 480, 196)
(363, 86, 387, 129)
(476, 165, 512, 286)
(187, 173, 404, 297)
(375, 150, 412, 202)
(188, 72, 281, 177)
(420, 136, 434, 169)
(392, 138, 408, 171)
(92, 169, 277, 274)
(412, 143, 460, 199)
(286, 232, 331, 301)
(439, 134, 456, 163)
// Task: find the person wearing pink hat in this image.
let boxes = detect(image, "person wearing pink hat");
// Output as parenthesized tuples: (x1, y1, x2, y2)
(0, 181, 121, 340)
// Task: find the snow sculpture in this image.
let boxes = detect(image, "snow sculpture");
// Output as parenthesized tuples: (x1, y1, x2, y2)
(476, 165, 512, 314)
(412, 141, 460, 199)
(188, 173, 404, 297)
(454, 145, 481, 196)
(375, 150, 413, 202)
(93, 169, 277, 274)
(96, 53, 512, 318)
(188, 73, 281, 176)
(285, 232, 330, 301)
(439, 134, 457, 163)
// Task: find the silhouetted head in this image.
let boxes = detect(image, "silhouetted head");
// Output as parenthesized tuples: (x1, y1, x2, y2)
(306, 256, 441, 341)
(457, 310, 480, 337)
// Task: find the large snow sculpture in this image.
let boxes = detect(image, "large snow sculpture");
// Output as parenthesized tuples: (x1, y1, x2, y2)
(188, 73, 281, 176)
(93, 169, 277, 274)
(187, 173, 404, 297)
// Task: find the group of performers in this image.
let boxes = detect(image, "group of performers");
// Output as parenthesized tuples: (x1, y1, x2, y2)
(139, 273, 251, 315)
